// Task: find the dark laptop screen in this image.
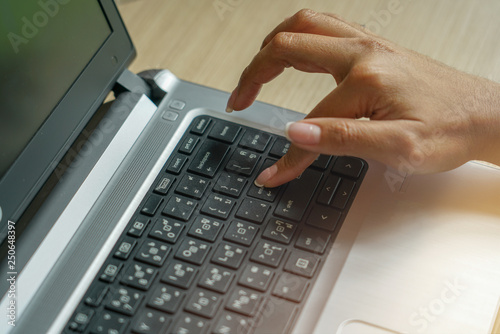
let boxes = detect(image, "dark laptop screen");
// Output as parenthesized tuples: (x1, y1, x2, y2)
(0, 0, 112, 178)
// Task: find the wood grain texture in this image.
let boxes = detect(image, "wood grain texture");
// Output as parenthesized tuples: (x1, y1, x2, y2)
(116, 0, 500, 114)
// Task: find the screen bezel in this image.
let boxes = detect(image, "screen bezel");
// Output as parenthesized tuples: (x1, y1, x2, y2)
(0, 0, 135, 243)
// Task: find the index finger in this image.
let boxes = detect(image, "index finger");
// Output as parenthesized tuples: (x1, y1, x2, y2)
(260, 9, 364, 50)
(227, 33, 360, 112)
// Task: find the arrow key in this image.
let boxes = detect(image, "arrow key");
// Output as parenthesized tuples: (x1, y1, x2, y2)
(331, 156, 365, 179)
(331, 178, 355, 210)
(306, 205, 341, 231)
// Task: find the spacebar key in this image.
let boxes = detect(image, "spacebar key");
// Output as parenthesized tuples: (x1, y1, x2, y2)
(275, 169, 322, 221)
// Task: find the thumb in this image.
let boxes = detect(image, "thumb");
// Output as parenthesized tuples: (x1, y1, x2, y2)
(285, 117, 412, 165)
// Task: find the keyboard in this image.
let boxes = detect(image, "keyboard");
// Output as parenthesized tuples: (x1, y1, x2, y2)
(65, 115, 367, 334)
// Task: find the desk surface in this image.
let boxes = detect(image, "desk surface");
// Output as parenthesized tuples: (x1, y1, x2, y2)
(117, 0, 500, 114)
(116, 0, 500, 331)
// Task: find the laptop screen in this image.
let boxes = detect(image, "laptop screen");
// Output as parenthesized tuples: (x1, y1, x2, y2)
(0, 0, 111, 178)
(0, 0, 135, 245)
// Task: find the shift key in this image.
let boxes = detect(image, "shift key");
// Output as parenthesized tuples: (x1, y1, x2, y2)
(274, 169, 322, 222)
(188, 140, 229, 178)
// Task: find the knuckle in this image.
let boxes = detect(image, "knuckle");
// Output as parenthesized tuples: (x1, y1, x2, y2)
(348, 62, 386, 89)
(269, 32, 295, 57)
(280, 146, 306, 168)
(327, 121, 359, 153)
(356, 37, 395, 54)
(292, 8, 318, 26)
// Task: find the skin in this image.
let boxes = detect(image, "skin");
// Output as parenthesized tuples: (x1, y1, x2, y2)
(225, 9, 500, 188)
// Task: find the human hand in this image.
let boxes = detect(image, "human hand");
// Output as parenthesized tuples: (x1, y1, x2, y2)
(226, 9, 500, 188)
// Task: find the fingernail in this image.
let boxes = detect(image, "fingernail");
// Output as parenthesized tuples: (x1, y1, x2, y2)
(254, 164, 277, 187)
(226, 88, 237, 113)
(285, 122, 321, 145)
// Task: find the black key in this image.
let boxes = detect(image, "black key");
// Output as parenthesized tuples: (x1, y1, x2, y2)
(331, 178, 356, 209)
(269, 137, 290, 158)
(188, 216, 224, 242)
(317, 175, 341, 205)
(274, 168, 322, 222)
(251, 298, 297, 334)
(239, 130, 271, 153)
(198, 265, 234, 293)
(311, 155, 332, 170)
(99, 260, 123, 283)
(213, 172, 247, 198)
(307, 205, 341, 231)
(162, 195, 196, 221)
(153, 175, 175, 195)
(90, 311, 129, 334)
(188, 140, 230, 178)
(141, 195, 163, 217)
(121, 263, 157, 291)
(184, 289, 222, 319)
(67, 308, 94, 332)
(247, 183, 280, 202)
(127, 216, 150, 238)
(211, 243, 246, 269)
(332, 156, 365, 179)
(213, 312, 250, 334)
(171, 314, 209, 334)
(175, 239, 211, 265)
(106, 286, 143, 316)
(190, 116, 211, 135)
(238, 264, 274, 292)
(161, 261, 198, 289)
(167, 154, 188, 175)
(200, 194, 235, 220)
(224, 221, 259, 246)
(250, 241, 286, 268)
(113, 237, 136, 260)
(262, 218, 297, 245)
(225, 288, 263, 317)
(284, 250, 320, 278)
(226, 148, 260, 176)
(295, 227, 331, 254)
(148, 284, 184, 314)
(176, 174, 209, 199)
(131, 309, 171, 334)
(84, 283, 109, 307)
(235, 198, 270, 224)
(135, 240, 171, 267)
(272, 273, 310, 303)
(208, 121, 241, 144)
(179, 135, 200, 154)
(149, 217, 184, 244)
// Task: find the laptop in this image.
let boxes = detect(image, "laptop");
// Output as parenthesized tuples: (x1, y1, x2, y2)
(1, 1, 500, 333)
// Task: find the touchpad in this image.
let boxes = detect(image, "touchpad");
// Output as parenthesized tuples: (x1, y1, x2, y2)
(338, 320, 403, 334)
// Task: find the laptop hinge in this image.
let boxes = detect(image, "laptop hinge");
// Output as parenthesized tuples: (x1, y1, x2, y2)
(113, 68, 151, 96)
(113, 69, 168, 105)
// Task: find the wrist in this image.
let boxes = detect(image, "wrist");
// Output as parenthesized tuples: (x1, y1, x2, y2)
(469, 77, 500, 166)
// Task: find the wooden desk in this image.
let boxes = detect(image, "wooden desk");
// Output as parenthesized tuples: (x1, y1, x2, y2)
(116, 0, 500, 332)
(117, 0, 500, 114)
